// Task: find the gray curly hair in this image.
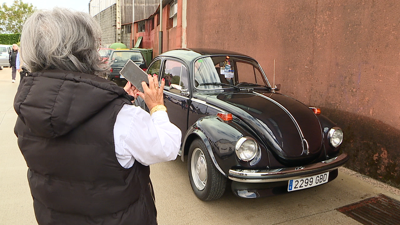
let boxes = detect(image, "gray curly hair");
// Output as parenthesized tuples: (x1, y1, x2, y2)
(20, 8, 107, 76)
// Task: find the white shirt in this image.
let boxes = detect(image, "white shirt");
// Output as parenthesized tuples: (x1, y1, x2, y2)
(113, 104, 182, 168)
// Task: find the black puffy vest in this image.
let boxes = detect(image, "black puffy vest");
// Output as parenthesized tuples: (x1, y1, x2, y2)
(14, 70, 157, 225)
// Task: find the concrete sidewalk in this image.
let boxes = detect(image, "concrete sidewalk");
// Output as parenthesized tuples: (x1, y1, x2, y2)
(0, 68, 36, 224)
(2, 67, 400, 225)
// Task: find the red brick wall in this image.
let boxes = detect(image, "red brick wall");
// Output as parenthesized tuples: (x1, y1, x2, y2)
(187, 0, 400, 187)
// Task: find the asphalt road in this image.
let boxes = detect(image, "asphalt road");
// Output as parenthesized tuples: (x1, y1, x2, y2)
(1, 67, 399, 225)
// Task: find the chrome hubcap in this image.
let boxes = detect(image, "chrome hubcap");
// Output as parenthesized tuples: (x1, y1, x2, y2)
(191, 148, 207, 191)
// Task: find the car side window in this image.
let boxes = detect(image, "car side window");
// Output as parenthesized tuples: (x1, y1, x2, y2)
(147, 59, 161, 76)
(162, 60, 189, 93)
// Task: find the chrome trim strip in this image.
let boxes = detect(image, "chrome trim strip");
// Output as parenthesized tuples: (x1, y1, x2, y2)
(253, 92, 308, 154)
(208, 148, 226, 176)
(228, 153, 349, 183)
(191, 98, 225, 112)
(163, 90, 189, 99)
(191, 98, 207, 105)
(202, 132, 227, 177)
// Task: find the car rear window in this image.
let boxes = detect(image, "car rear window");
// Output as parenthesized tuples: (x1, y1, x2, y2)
(111, 51, 144, 65)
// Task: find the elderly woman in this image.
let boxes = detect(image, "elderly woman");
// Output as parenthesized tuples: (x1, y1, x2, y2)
(14, 8, 181, 225)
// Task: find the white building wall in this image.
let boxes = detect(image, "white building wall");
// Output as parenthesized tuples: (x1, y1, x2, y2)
(89, 0, 116, 16)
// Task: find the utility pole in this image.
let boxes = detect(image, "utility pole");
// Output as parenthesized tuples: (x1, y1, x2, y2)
(132, 0, 135, 48)
(116, 0, 122, 43)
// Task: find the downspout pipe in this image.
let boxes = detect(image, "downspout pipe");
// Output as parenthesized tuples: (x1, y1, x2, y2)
(159, 0, 163, 54)
(131, 0, 135, 48)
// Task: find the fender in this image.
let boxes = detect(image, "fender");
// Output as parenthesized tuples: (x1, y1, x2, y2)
(181, 116, 246, 176)
(316, 114, 342, 156)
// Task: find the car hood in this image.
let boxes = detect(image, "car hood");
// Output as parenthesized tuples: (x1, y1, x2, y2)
(206, 91, 323, 163)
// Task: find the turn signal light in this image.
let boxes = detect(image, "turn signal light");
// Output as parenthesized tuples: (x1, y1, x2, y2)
(309, 107, 321, 115)
(217, 112, 233, 121)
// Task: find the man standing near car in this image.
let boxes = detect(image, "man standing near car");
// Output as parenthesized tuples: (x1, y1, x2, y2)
(9, 44, 19, 83)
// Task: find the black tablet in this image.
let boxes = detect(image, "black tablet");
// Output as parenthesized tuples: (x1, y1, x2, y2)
(119, 59, 148, 93)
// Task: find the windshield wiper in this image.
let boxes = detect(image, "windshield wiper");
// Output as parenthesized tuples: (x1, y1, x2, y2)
(198, 82, 234, 87)
(235, 82, 263, 87)
(235, 82, 271, 90)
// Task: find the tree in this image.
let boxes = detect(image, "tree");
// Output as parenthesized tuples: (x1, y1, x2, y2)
(0, 0, 36, 34)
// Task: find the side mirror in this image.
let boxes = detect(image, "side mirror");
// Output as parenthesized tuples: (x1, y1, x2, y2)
(139, 63, 147, 69)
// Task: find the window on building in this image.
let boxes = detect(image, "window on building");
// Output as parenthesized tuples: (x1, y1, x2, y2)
(123, 25, 131, 34)
(138, 21, 145, 33)
(168, 1, 178, 29)
(150, 18, 154, 30)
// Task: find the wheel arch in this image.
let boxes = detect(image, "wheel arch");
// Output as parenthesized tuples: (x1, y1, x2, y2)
(181, 123, 227, 177)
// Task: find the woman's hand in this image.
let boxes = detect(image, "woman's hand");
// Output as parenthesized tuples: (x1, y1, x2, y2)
(137, 74, 165, 111)
(124, 81, 139, 100)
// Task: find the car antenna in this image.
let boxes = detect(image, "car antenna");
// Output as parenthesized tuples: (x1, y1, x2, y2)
(273, 59, 276, 90)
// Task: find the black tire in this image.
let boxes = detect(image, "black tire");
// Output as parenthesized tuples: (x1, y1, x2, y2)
(188, 139, 227, 201)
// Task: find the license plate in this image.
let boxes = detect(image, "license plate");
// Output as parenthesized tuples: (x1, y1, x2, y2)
(288, 172, 329, 192)
(120, 75, 125, 78)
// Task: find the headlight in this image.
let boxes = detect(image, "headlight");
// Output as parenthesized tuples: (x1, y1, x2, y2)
(235, 137, 258, 161)
(328, 127, 343, 148)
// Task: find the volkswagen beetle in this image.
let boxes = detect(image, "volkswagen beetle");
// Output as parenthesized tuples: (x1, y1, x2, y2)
(145, 48, 348, 201)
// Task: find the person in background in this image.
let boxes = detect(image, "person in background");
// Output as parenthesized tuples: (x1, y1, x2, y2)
(9, 44, 18, 83)
(14, 8, 181, 225)
(16, 50, 30, 83)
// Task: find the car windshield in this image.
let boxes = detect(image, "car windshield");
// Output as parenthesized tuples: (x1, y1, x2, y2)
(194, 55, 270, 90)
(111, 51, 144, 66)
(99, 49, 112, 58)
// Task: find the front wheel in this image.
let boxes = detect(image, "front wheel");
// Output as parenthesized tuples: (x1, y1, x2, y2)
(188, 139, 227, 201)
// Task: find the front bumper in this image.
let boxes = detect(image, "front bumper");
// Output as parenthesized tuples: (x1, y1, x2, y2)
(228, 153, 349, 183)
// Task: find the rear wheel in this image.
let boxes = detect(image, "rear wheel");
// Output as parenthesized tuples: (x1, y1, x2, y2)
(188, 139, 227, 201)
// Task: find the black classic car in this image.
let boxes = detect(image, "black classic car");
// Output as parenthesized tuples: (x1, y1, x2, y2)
(145, 48, 348, 201)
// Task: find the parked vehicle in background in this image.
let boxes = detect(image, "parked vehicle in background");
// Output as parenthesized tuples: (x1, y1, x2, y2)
(106, 49, 147, 86)
(98, 48, 113, 63)
(0, 45, 11, 70)
(145, 48, 348, 201)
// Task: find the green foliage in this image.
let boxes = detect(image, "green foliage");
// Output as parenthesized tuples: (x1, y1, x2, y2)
(0, 33, 21, 45)
(0, 0, 36, 34)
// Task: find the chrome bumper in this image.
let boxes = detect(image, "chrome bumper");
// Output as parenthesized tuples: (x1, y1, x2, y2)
(228, 153, 349, 183)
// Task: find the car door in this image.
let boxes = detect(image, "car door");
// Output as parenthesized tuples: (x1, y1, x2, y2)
(147, 59, 191, 141)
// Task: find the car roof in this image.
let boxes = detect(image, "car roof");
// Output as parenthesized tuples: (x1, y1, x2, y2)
(158, 48, 253, 65)
(111, 49, 141, 53)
